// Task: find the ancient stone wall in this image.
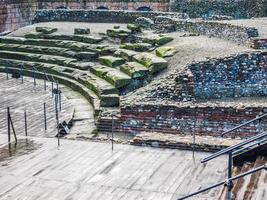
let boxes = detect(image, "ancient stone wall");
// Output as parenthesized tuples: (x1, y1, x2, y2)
(188, 51, 267, 99)
(175, 20, 259, 45)
(117, 104, 267, 138)
(0, 0, 170, 33)
(33, 9, 187, 24)
(170, 0, 267, 18)
(110, 51, 267, 138)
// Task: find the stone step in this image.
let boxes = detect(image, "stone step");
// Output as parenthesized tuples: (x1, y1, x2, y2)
(0, 59, 119, 107)
(0, 50, 78, 67)
(0, 66, 101, 112)
(90, 64, 131, 89)
(24, 33, 104, 44)
(0, 43, 98, 61)
(0, 36, 105, 53)
(0, 50, 98, 70)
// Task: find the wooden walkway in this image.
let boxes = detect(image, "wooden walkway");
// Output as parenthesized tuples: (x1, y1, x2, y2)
(0, 73, 74, 137)
(0, 134, 228, 200)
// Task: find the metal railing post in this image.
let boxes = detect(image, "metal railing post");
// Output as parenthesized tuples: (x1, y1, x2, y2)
(227, 151, 233, 200)
(257, 117, 262, 135)
(55, 94, 60, 147)
(7, 107, 11, 143)
(44, 103, 47, 131)
(59, 90, 62, 111)
(6, 66, 9, 80)
(112, 115, 114, 151)
(44, 76, 46, 91)
(24, 110, 27, 136)
(33, 70, 36, 87)
(51, 82, 54, 97)
(20, 65, 23, 84)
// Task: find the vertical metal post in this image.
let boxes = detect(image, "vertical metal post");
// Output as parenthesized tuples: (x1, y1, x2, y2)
(44, 103, 47, 131)
(227, 151, 233, 200)
(20, 65, 23, 84)
(24, 110, 27, 136)
(33, 70, 36, 87)
(44, 77, 46, 91)
(51, 82, 54, 97)
(59, 91, 62, 111)
(6, 66, 9, 80)
(7, 107, 11, 143)
(257, 118, 262, 135)
(55, 94, 60, 147)
(112, 115, 114, 151)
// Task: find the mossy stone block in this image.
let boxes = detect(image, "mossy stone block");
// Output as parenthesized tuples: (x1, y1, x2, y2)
(120, 62, 148, 78)
(74, 28, 90, 35)
(127, 24, 141, 32)
(120, 43, 152, 52)
(156, 36, 174, 45)
(99, 56, 125, 68)
(91, 65, 131, 88)
(106, 29, 131, 38)
(114, 49, 138, 61)
(156, 46, 177, 58)
(133, 52, 168, 74)
(36, 27, 58, 34)
(24, 32, 43, 39)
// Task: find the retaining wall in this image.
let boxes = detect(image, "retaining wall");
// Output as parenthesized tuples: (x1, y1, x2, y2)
(175, 20, 259, 44)
(116, 104, 267, 138)
(188, 51, 267, 99)
(33, 9, 187, 24)
(170, 0, 267, 19)
(109, 51, 267, 138)
(0, 0, 170, 33)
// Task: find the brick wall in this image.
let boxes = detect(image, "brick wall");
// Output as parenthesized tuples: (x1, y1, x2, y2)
(0, 0, 38, 33)
(116, 104, 267, 138)
(0, 0, 170, 33)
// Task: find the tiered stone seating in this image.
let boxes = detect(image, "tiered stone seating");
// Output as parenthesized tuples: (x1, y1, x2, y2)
(0, 26, 173, 113)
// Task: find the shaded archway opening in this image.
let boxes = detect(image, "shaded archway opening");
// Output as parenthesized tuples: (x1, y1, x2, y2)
(137, 6, 152, 12)
(56, 6, 69, 9)
(97, 6, 109, 10)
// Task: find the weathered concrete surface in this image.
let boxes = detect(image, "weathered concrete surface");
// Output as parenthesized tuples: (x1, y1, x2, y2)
(0, 134, 228, 200)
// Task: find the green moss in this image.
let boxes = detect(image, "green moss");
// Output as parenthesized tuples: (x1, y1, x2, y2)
(0, 50, 77, 67)
(120, 43, 152, 52)
(142, 35, 174, 46)
(74, 28, 90, 35)
(127, 24, 141, 32)
(36, 27, 58, 34)
(133, 53, 168, 74)
(24, 31, 43, 39)
(156, 46, 177, 58)
(91, 65, 131, 88)
(120, 62, 148, 78)
(114, 49, 138, 61)
(106, 28, 131, 38)
(156, 36, 174, 45)
(99, 56, 125, 68)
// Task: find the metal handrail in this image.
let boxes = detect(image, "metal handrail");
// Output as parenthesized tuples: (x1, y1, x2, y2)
(201, 131, 267, 163)
(233, 137, 267, 155)
(221, 112, 267, 137)
(177, 164, 267, 200)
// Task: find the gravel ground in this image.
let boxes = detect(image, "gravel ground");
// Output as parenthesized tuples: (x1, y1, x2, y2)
(218, 17, 267, 38)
